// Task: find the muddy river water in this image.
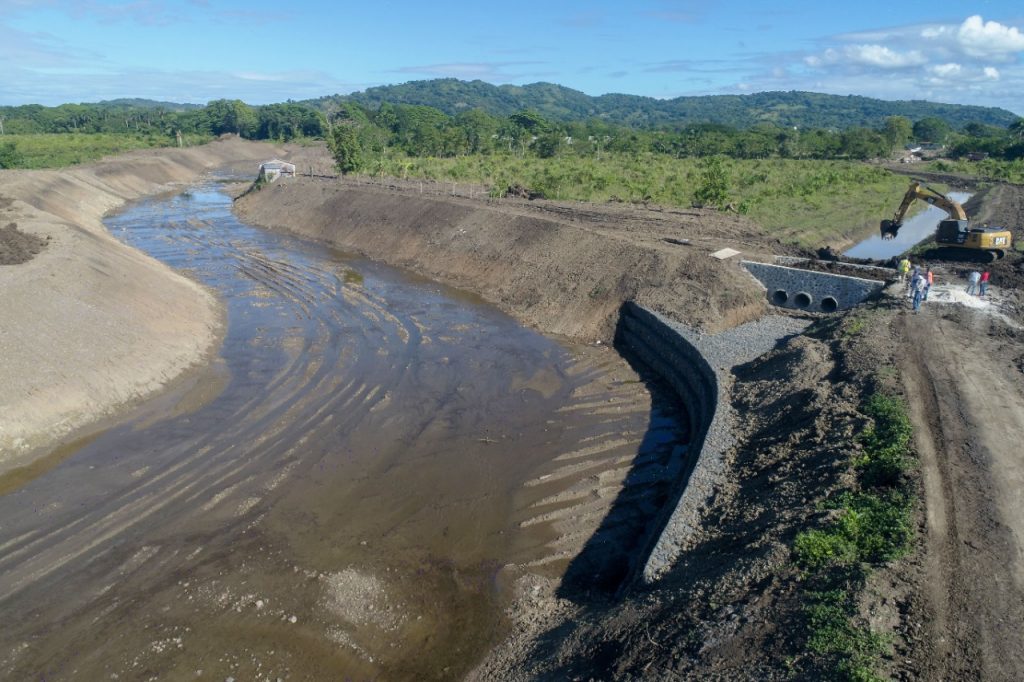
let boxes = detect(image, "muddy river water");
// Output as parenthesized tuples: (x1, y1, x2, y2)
(0, 184, 681, 679)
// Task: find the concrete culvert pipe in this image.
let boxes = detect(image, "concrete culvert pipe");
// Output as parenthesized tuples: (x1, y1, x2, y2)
(821, 296, 839, 313)
(772, 289, 788, 305)
(794, 292, 812, 308)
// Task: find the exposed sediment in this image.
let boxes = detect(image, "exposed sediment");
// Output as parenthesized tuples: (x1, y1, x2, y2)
(234, 177, 773, 342)
(0, 138, 277, 466)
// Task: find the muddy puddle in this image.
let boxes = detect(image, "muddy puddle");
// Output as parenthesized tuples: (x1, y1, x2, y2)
(0, 183, 686, 680)
(845, 191, 972, 260)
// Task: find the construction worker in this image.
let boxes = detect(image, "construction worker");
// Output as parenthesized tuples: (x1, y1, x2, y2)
(912, 274, 927, 313)
(967, 270, 981, 295)
(924, 268, 934, 300)
(907, 265, 921, 298)
(898, 257, 911, 284)
(980, 270, 991, 297)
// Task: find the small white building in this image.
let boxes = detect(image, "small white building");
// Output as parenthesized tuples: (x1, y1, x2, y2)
(258, 159, 296, 183)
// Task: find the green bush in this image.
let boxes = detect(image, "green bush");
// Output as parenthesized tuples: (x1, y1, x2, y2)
(857, 394, 913, 487)
(806, 590, 888, 682)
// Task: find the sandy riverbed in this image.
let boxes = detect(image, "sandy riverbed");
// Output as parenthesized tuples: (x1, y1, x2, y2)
(0, 138, 277, 469)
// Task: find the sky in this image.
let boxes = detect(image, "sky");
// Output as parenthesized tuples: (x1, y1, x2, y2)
(2, 1, 1023, 115)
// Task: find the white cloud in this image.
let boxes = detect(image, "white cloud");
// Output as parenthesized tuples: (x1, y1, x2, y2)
(805, 44, 926, 69)
(849, 44, 926, 68)
(984, 66, 1000, 80)
(957, 15, 1024, 58)
(921, 25, 950, 40)
(930, 63, 962, 78)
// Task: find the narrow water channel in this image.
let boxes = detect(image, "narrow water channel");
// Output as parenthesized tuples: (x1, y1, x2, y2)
(844, 191, 972, 260)
(0, 183, 684, 680)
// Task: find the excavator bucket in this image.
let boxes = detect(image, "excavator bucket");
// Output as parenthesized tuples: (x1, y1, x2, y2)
(880, 219, 900, 240)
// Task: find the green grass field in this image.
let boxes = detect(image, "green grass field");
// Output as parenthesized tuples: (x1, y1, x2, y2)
(364, 153, 909, 248)
(0, 132, 212, 169)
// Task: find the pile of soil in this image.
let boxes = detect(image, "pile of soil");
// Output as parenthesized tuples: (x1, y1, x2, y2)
(0, 222, 48, 265)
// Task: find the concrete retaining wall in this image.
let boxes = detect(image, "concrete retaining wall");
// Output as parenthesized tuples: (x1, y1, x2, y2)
(742, 260, 884, 312)
(615, 303, 809, 585)
(615, 304, 720, 586)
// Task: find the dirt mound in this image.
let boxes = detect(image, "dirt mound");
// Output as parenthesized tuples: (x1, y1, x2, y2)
(0, 222, 47, 265)
(788, 257, 890, 281)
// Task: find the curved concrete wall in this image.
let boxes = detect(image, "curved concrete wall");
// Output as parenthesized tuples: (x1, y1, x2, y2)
(615, 303, 720, 585)
(615, 303, 809, 585)
(742, 260, 884, 312)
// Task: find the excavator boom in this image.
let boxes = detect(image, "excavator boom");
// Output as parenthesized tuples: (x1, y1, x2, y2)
(881, 181, 967, 239)
(880, 180, 1013, 260)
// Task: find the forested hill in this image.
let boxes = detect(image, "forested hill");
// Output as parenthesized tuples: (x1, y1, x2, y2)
(308, 79, 1018, 130)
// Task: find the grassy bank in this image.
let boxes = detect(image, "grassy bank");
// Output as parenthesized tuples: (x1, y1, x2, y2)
(924, 157, 1024, 183)
(0, 132, 213, 169)
(792, 313, 916, 681)
(360, 154, 907, 248)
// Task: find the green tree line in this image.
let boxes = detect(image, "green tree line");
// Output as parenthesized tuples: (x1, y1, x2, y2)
(2, 96, 1022, 172)
(0, 99, 326, 141)
(326, 100, 1024, 175)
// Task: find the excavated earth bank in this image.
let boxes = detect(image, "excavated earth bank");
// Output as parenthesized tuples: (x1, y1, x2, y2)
(0, 138, 277, 468)
(233, 176, 786, 342)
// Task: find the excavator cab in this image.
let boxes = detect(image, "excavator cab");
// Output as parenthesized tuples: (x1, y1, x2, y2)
(936, 219, 971, 245)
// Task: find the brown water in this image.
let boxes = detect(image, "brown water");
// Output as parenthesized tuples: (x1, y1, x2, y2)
(0, 184, 674, 680)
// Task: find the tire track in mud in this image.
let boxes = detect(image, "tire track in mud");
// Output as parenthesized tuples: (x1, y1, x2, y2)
(0, 184, 680, 680)
(898, 308, 1024, 680)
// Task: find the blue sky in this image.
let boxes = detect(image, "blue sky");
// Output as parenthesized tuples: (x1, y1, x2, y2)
(2, 1, 1023, 114)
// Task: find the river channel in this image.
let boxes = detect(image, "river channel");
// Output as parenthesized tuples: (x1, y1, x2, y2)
(844, 191, 972, 260)
(0, 183, 683, 679)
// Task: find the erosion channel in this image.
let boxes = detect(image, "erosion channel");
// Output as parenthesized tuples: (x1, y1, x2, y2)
(0, 183, 689, 679)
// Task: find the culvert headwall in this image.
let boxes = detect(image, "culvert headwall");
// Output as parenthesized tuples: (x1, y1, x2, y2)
(615, 303, 809, 586)
(741, 261, 884, 312)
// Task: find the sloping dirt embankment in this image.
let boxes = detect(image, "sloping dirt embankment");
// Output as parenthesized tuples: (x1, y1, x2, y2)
(0, 138, 277, 469)
(234, 178, 775, 341)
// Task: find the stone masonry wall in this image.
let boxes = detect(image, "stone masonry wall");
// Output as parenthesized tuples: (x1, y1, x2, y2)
(615, 303, 809, 585)
(742, 260, 885, 312)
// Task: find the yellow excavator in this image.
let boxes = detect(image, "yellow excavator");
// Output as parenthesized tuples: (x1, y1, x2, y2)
(881, 181, 1013, 261)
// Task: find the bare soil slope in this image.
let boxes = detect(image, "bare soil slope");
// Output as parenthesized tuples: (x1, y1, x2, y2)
(234, 177, 788, 341)
(0, 138, 277, 467)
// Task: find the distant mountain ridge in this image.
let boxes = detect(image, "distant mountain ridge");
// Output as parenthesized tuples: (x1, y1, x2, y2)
(307, 79, 1019, 130)
(94, 98, 203, 111)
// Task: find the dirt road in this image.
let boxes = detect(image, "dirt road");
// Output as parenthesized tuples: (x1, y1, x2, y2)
(898, 296, 1024, 680)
